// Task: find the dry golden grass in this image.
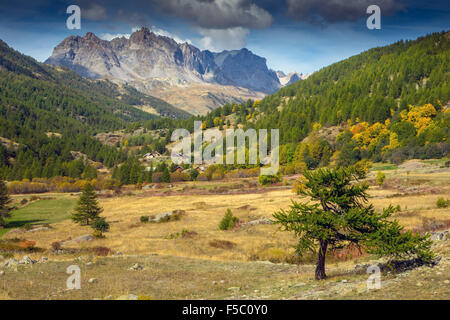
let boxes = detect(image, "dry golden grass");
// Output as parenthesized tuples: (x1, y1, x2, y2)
(6, 189, 300, 262)
(1, 166, 449, 300)
(5, 173, 449, 264)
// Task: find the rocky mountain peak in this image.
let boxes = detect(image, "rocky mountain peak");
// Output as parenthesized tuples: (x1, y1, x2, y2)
(84, 32, 99, 41)
(45, 29, 299, 113)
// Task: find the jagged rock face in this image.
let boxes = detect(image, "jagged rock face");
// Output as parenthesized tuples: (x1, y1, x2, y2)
(213, 49, 280, 93)
(46, 32, 122, 79)
(45, 27, 281, 94)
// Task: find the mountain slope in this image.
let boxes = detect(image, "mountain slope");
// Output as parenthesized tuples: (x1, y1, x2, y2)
(250, 31, 450, 144)
(140, 32, 449, 166)
(0, 39, 188, 180)
(45, 27, 282, 114)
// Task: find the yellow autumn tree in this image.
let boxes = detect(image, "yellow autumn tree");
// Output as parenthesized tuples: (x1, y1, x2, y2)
(400, 104, 437, 134)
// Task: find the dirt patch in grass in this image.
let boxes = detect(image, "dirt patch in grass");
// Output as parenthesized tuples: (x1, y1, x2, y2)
(209, 239, 236, 249)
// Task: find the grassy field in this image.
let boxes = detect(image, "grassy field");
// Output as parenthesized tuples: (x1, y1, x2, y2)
(0, 161, 449, 299)
(5, 173, 448, 262)
(0, 240, 448, 300)
(0, 195, 76, 237)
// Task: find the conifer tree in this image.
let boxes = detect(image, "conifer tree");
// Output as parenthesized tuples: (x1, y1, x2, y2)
(273, 167, 433, 280)
(162, 165, 170, 183)
(91, 217, 110, 238)
(72, 183, 103, 225)
(0, 180, 12, 226)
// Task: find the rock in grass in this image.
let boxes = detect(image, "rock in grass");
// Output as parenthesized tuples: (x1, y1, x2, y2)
(129, 263, 143, 271)
(63, 235, 94, 244)
(3, 259, 19, 267)
(0, 271, 5, 276)
(430, 231, 449, 241)
(88, 278, 98, 284)
(227, 287, 240, 291)
(20, 256, 35, 264)
(149, 210, 185, 223)
(240, 218, 274, 227)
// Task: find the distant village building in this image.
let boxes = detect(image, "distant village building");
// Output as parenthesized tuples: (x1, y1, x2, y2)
(143, 152, 161, 159)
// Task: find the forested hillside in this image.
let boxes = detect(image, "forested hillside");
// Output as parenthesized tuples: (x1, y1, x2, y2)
(1, 32, 449, 183)
(249, 31, 449, 145)
(139, 31, 449, 169)
(0, 39, 187, 180)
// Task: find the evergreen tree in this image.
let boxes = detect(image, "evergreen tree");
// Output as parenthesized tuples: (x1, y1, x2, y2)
(72, 183, 103, 225)
(0, 180, 12, 226)
(91, 217, 110, 238)
(162, 165, 171, 183)
(82, 164, 98, 180)
(273, 167, 433, 280)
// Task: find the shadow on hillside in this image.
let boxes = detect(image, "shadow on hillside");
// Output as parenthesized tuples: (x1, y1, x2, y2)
(6, 219, 43, 229)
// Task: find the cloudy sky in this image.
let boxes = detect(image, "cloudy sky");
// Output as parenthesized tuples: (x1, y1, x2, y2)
(0, 0, 448, 73)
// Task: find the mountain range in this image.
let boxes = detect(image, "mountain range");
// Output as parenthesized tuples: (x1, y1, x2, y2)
(45, 27, 302, 115)
(0, 31, 448, 181)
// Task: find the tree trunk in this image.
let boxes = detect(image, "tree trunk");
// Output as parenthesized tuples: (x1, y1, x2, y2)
(315, 240, 328, 280)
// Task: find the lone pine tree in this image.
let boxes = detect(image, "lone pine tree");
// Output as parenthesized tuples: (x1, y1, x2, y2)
(0, 180, 12, 226)
(72, 183, 103, 225)
(273, 166, 433, 280)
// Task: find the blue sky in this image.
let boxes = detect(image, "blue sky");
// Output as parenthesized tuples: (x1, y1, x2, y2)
(0, 0, 448, 74)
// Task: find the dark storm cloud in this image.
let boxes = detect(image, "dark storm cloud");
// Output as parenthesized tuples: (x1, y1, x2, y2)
(116, 9, 151, 27)
(151, 0, 273, 29)
(286, 0, 405, 24)
(71, 1, 107, 21)
(67, 0, 273, 29)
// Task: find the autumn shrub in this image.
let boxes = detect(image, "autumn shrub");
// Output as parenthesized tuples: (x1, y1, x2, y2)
(0, 239, 41, 253)
(51, 241, 62, 251)
(18, 240, 36, 250)
(211, 171, 225, 181)
(258, 174, 281, 186)
(354, 159, 372, 178)
(7, 181, 48, 194)
(166, 229, 197, 239)
(436, 197, 450, 208)
(86, 246, 112, 256)
(376, 171, 386, 186)
(225, 168, 260, 178)
(170, 172, 190, 182)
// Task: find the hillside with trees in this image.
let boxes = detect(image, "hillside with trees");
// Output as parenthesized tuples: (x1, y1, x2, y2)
(135, 31, 449, 173)
(0, 32, 449, 184)
(0, 39, 188, 181)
